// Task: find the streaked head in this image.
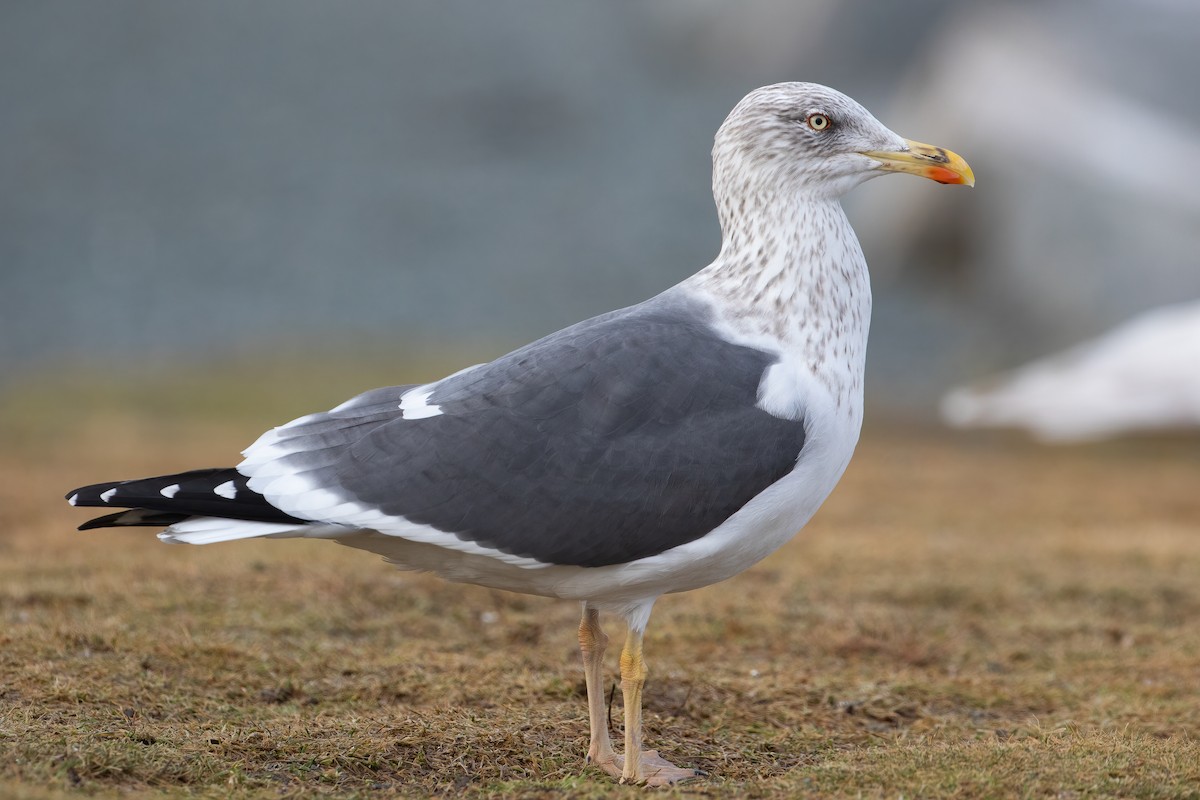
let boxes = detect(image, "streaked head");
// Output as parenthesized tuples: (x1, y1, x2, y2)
(713, 82, 973, 200)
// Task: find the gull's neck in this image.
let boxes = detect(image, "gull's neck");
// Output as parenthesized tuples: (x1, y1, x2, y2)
(683, 191, 873, 401)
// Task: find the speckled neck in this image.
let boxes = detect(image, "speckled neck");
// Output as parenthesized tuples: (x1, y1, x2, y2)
(685, 193, 873, 400)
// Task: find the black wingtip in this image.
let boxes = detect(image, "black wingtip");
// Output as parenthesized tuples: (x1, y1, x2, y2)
(77, 512, 127, 531)
(66, 481, 121, 507)
(65, 468, 303, 528)
(77, 509, 192, 531)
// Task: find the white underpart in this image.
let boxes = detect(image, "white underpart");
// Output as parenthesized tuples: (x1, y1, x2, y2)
(67, 493, 78, 506)
(213, 480, 237, 499)
(160, 484, 180, 499)
(100, 488, 117, 503)
(398, 387, 442, 420)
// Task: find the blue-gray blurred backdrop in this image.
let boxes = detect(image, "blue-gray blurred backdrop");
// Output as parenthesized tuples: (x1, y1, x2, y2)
(3, 0, 1198, 414)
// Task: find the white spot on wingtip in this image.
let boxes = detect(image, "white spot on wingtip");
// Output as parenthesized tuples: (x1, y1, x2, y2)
(160, 483, 181, 499)
(213, 480, 237, 499)
(399, 388, 442, 420)
(99, 488, 117, 503)
(67, 493, 78, 506)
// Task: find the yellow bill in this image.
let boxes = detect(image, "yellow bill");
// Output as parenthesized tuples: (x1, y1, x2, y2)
(860, 138, 975, 186)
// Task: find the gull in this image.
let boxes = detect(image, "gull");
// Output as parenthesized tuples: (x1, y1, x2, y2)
(942, 300, 1200, 442)
(67, 83, 972, 785)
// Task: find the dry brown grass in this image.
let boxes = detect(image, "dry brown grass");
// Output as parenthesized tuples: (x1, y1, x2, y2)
(2, 368, 1198, 798)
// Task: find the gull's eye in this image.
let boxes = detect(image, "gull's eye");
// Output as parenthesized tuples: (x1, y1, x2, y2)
(806, 113, 831, 132)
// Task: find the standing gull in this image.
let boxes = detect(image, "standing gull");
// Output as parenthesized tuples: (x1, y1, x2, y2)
(67, 83, 973, 785)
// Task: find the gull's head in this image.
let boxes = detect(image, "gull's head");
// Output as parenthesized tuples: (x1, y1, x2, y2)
(713, 82, 974, 201)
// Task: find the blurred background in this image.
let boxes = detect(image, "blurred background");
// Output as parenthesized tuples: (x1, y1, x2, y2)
(6, 6, 1200, 795)
(2, 0, 1198, 429)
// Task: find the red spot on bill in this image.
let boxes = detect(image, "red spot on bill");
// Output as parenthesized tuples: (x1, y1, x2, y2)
(928, 166, 967, 185)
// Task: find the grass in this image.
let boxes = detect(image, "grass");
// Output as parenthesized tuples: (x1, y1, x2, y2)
(2, 364, 1199, 798)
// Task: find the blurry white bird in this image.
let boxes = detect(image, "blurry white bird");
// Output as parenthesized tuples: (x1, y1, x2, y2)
(941, 301, 1200, 442)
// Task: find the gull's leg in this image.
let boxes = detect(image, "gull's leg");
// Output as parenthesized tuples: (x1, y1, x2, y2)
(619, 626, 649, 783)
(616, 626, 701, 786)
(578, 603, 617, 771)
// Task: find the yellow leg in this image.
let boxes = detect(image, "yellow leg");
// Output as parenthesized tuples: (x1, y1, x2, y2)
(619, 628, 649, 783)
(577, 608, 699, 786)
(614, 626, 700, 786)
(578, 605, 615, 767)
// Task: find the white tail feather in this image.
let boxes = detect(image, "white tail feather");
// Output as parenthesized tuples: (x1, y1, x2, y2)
(158, 517, 355, 545)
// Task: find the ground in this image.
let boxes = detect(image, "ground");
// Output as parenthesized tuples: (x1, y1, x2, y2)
(1, 363, 1198, 799)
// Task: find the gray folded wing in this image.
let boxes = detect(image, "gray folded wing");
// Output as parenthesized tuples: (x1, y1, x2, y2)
(245, 293, 808, 567)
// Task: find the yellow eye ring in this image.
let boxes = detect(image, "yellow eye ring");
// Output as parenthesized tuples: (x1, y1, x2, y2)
(807, 113, 831, 131)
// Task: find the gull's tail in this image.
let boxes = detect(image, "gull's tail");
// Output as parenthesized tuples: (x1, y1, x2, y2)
(66, 468, 312, 543)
